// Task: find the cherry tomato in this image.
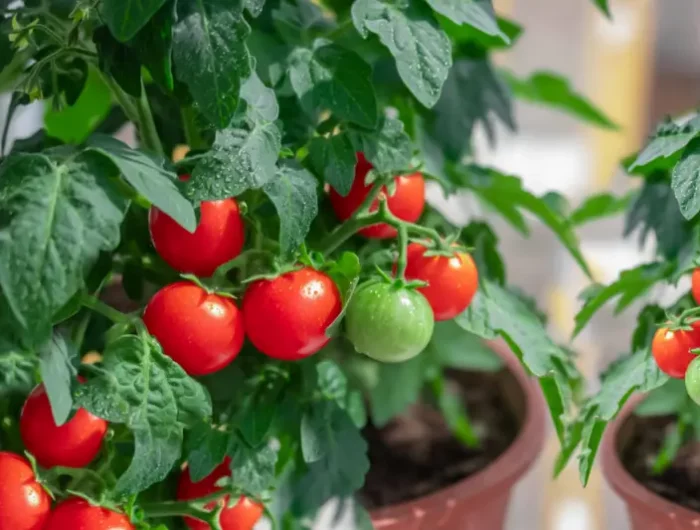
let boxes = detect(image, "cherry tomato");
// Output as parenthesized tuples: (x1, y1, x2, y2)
(44, 498, 133, 530)
(403, 243, 479, 321)
(345, 281, 434, 363)
(692, 268, 700, 305)
(329, 153, 425, 239)
(651, 326, 699, 379)
(243, 268, 342, 361)
(149, 175, 245, 278)
(143, 281, 245, 375)
(177, 458, 263, 530)
(686, 357, 700, 405)
(0, 452, 50, 530)
(20, 382, 107, 469)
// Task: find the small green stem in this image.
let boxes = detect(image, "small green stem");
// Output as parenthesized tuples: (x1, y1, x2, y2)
(140, 491, 228, 527)
(136, 81, 164, 156)
(80, 293, 131, 324)
(396, 225, 409, 279)
(181, 106, 207, 151)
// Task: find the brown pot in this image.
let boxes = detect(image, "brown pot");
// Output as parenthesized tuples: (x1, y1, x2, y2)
(369, 340, 546, 530)
(602, 395, 700, 529)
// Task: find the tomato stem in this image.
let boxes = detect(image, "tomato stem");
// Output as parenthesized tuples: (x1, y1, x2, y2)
(138, 492, 228, 528)
(396, 224, 409, 279)
(79, 293, 132, 325)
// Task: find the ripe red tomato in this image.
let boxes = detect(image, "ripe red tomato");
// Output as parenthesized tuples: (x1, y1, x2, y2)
(243, 268, 341, 360)
(177, 458, 263, 530)
(44, 498, 133, 530)
(651, 326, 700, 378)
(329, 153, 425, 239)
(404, 243, 479, 321)
(692, 268, 700, 305)
(143, 281, 245, 375)
(0, 452, 50, 530)
(149, 175, 245, 278)
(20, 382, 107, 469)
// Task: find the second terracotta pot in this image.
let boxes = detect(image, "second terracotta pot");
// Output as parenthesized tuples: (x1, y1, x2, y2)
(369, 341, 545, 530)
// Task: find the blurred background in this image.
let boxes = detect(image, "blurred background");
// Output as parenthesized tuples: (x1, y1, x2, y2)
(1, 0, 698, 528)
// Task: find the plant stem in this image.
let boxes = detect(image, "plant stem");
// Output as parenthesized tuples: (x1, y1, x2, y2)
(135, 81, 164, 156)
(140, 491, 228, 521)
(181, 106, 206, 151)
(396, 225, 409, 279)
(80, 293, 131, 324)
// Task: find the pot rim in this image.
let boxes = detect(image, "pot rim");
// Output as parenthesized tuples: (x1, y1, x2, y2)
(601, 393, 700, 521)
(370, 339, 546, 523)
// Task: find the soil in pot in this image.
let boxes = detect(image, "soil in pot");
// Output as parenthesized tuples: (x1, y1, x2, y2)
(622, 414, 700, 513)
(359, 369, 521, 510)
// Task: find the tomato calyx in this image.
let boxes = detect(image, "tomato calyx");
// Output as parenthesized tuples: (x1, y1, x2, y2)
(374, 266, 427, 291)
(663, 306, 700, 332)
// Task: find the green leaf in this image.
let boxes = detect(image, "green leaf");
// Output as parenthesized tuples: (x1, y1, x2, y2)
(324, 251, 361, 337)
(635, 379, 687, 417)
(173, 0, 252, 128)
(288, 41, 378, 128)
(293, 402, 369, 513)
(433, 59, 514, 160)
(502, 70, 617, 129)
(0, 351, 36, 397)
(188, 123, 281, 201)
(227, 435, 277, 496)
(460, 221, 506, 284)
(130, 0, 175, 92)
(316, 361, 348, 402)
(369, 354, 426, 427)
(347, 117, 412, 175)
(439, 14, 521, 50)
(593, 0, 611, 17)
(629, 115, 700, 170)
(352, 0, 452, 108)
(186, 424, 229, 482)
(75, 334, 212, 494)
(430, 372, 479, 447)
(464, 167, 590, 277)
(0, 151, 127, 346)
(262, 161, 318, 257)
(240, 71, 279, 122)
(245, 0, 266, 16)
(301, 401, 331, 463)
(86, 134, 196, 232)
(672, 138, 700, 220)
(573, 263, 674, 337)
(101, 0, 168, 41)
(234, 378, 285, 447)
(570, 192, 631, 226)
(38, 333, 77, 426)
(426, 319, 504, 372)
(308, 133, 356, 196)
(426, 0, 506, 42)
(93, 27, 142, 97)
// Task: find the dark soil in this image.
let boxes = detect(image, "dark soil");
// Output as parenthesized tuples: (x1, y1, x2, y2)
(623, 415, 700, 512)
(359, 369, 522, 510)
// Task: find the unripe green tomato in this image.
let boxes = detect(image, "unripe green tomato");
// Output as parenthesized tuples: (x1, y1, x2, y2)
(685, 356, 700, 405)
(345, 281, 434, 363)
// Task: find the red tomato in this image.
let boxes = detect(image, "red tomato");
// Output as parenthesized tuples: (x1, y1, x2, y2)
(651, 326, 700, 378)
(20, 382, 107, 469)
(404, 243, 479, 321)
(329, 153, 425, 239)
(149, 175, 245, 278)
(44, 498, 133, 530)
(143, 281, 245, 375)
(243, 268, 342, 360)
(692, 268, 700, 305)
(0, 452, 50, 530)
(177, 458, 263, 530)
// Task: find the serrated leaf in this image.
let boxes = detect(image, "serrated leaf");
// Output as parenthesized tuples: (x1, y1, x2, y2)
(347, 117, 412, 175)
(101, 0, 167, 41)
(635, 379, 687, 417)
(672, 138, 700, 220)
(426, 0, 506, 42)
(173, 0, 252, 128)
(262, 161, 318, 256)
(87, 134, 196, 232)
(188, 123, 281, 201)
(240, 71, 279, 122)
(288, 41, 378, 128)
(235, 379, 284, 447)
(570, 192, 631, 226)
(0, 151, 127, 346)
(502, 70, 617, 129)
(186, 423, 229, 482)
(38, 333, 77, 426)
(75, 334, 212, 494)
(425, 320, 504, 372)
(352, 0, 452, 108)
(130, 0, 175, 91)
(629, 114, 700, 170)
(308, 133, 356, 196)
(325, 252, 361, 337)
(228, 436, 277, 496)
(316, 361, 347, 402)
(369, 354, 426, 427)
(460, 221, 506, 284)
(0, 351, 36, 396)
(433, 59, 514, 160)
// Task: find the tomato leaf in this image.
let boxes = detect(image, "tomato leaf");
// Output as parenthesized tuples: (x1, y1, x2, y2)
(173, 0, 252, 128)
(86, 135, 196, 232)
(325, 252, 361, 338)
(186, 423, 229, 482)
(130, 0, 175, 92)
(0, 151, 127, 346)
(188, 123, 281, 201)
(262, 161, 318, 257)
(593, 0, 611, 17)
(288, 41, 378, 128)
(0, 351, 36, 397)
(316, 361, 348, 403)
(351, 0, 452, 108)
(460, 221, 506, 285)
(240, 71, 279, 123)
(672, 138, 700, 221)
(502, 70, 617, 129)
(245, 0, 266, 17)
(629, 114, 700, 170)
(369, 354, 428, 427)
(75, 334, 212, 494)
(570, 192, 631, 226)
(227, 435, 277, 496)
(100, 0, 167, 42)
(426, 0, 507, 43)
(308, 132, 356, 196)
(347, 117, 412, 175)
(635, 379, 687, 417)
(93, 27, 142, 97)
(426, 320, 504, 372)
(38, 332, 78, 426)
(301, 400, 331, 464)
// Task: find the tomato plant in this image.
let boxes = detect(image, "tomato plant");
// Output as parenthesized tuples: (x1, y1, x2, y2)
(0, 0, 614, 527)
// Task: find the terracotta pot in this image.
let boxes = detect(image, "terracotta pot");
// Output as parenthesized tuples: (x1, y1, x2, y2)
(369, 340, 546, 530)
(602, 395, 700, 529)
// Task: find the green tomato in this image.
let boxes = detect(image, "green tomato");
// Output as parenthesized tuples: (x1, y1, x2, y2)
(685, 356, 700, 405)
(345, 281, 434, 363)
